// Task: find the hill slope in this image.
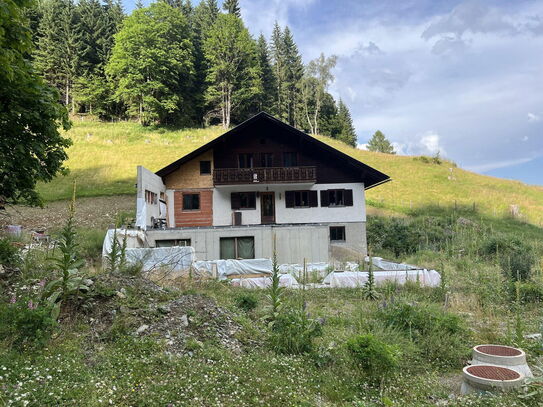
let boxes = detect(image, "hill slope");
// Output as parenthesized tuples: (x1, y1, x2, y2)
(37, 120, 543, 225)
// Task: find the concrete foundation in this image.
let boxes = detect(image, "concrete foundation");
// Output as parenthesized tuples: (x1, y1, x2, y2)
(145, 221, 366, 264)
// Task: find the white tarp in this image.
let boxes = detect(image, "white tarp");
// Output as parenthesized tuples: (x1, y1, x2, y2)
(368, 256, 419, 271)
(192, 258, 273, 280)
(135, 198, 147, 230)
(102, 229, 147, 258)
(278, 261, 359, 279)
(124, 246, 195, 274)
(230, 274, 299, 289)
(322, 269, 441, 288)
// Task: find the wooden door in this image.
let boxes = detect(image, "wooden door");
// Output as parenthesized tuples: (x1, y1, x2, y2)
(260, 192, 275, 224)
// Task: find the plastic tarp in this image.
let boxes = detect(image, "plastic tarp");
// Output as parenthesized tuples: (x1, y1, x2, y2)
(102, 229, 147, 258)
(124, 246, 195, 275)
(368, 256, 419, 271)
(322, 269, 441, 288)
(230, 274, 299, 289)
(278, 262, 359, 279)
(135, 198, 147, 230)
(192, 258, 273, 280)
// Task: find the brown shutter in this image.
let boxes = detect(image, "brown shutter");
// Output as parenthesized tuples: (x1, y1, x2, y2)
(344, 189, 353, 206)
(308, 191, 318, 207)
(285, 191, 295, 208)
(320, 190, 329, 207)
(231, 192, 241, 209)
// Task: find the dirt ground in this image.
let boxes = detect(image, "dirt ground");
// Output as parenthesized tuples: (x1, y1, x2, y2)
(2, 195, 135, 232)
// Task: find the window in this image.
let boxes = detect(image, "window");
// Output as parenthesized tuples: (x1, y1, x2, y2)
(320, 189, 354, 207)
(220, 237, 255, 259)
(156, 239, 191, 248)
(231, 192, 256, 209)
(238, 153, 253, 168)
(200, 160, 211, 175)
(260, 153, 274, 167)
(283, 152, 298, 167)
(285, 190, 318, 208)
(330, 226, 346, 242)
(182, 193, 200, 210)
(145, 190, 157, 205)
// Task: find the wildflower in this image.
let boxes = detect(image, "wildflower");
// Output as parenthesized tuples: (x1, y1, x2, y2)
(9, 295, 16, 304)
(38, 280, 46, 287)
(27, 300, 37, 310)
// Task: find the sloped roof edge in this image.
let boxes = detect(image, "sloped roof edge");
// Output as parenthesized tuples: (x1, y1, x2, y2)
(155, 112, 391, 190)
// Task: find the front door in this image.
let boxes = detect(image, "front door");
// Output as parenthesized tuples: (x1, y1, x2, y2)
(260, 192, 275, 224)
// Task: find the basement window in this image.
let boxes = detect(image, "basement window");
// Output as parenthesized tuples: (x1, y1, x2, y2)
(155, 239, 191, 248)
(330, 226, 346, 242)
(200, 160, 211, 175)
(182, 193, 200, 210)
(220, 236, 255, 259)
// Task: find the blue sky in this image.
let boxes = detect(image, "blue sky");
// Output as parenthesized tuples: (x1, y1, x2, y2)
(124, 0, 543, 186)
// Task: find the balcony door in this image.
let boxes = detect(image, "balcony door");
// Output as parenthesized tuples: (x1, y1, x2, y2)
(260, 192, 275, 224)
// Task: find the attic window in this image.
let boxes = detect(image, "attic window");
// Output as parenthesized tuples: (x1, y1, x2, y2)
(200, 160, 211, 175)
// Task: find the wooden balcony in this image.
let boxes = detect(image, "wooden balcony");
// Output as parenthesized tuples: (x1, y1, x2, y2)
(213, 166, 317, 185)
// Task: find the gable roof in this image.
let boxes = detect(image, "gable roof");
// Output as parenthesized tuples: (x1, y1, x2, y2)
(156, 112, 391, 190)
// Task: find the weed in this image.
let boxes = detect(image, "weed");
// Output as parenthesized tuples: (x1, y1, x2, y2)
(347, 334, 400, 385)
(234, 292, 258, 312)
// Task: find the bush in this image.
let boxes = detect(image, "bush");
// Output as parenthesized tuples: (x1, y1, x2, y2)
(481, 235, 535, 281)
(511, 281, 543, 303)
(0, 300, 55, 349)
(0, 237, 20, 266)
(269, 306, 322, 355)
(367, 217, 422, 258)
(346, 334, 399, 383)
(377, 302, 469, 367)
(235, 292, 258, 312)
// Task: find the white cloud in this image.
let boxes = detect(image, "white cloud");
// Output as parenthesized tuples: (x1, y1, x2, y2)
(386, 131, 446, 157)
(357, 143, 368, 150)
(466, 156, 535, 172)
(527, 112, 541, 122)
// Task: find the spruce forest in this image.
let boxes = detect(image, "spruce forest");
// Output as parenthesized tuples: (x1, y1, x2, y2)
(27, 0, 358, 146)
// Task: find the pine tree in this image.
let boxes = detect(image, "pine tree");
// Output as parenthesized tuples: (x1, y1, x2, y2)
(336, 100, 357, 147)
(270, 22, 286, 121)
(222, 0, 240, 17)
(367, 130, 396, 154)
(318, 92, 341, 138)
(203, 13, 261, 128)
(282, 26, 304, 127)
(255, 33, 276, 114)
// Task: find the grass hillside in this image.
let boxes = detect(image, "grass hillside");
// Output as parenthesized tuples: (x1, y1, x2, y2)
(37, 119, 543, 225)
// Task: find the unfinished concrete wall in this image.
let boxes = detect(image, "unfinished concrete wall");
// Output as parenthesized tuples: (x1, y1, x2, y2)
(136, 166, 166, 229)
(145, 222, 366, 263)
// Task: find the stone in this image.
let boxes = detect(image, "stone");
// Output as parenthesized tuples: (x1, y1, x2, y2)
(0, 264, 4, 274)
(136, 324, 149, 334)
(116, 291, 126, 299)
(180, 314, 189, 327)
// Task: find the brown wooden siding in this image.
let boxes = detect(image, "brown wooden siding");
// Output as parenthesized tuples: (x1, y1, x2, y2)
(164, 150, 214, 189)
(173, 189, 213, 227)
(212, 120, 361, 184)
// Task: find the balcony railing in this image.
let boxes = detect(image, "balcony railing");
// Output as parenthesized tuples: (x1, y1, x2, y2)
(213, 166, 317, 185)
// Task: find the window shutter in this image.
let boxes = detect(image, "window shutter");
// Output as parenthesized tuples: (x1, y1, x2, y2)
(344, 189, 353, 206)
(285, 191, 295, 208)
(231, 192, 241, 210)
(320, 190, 329, 207)
(308, 191, 318, 207)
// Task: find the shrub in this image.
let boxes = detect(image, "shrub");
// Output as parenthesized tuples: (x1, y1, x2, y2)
(346, 334, 399, 383)
(481, 235, 535, 281)
(511, 281, 543, 303)
(0, 237, 20, 266)
(235, 292, 258, 312)
(377, 302, 469, 367)
(269, 306, 322, 355)
(0, 300, 55, 349)
(367, 217, 422, 258)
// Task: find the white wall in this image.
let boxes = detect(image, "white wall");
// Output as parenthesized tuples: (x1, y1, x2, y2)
(136, 166, 166, 228)
(212, 183, 366, 226)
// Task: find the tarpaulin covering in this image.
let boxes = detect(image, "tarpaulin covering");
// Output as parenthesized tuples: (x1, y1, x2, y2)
(322, 269, 441, 288)
(124, 246, 195, 274)
(230, 274, 299, 289)
(102, 229, 147, 258)
(135, 198, 147, 230)
(192, 258, 273, 280)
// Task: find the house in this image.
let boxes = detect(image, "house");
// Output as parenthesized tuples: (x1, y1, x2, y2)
(135, 112, 390, 264)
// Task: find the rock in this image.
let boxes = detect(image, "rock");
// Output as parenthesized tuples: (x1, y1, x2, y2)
(0, 264, 4, 274)
(136, 324, 149, 334)
(525, 333, 542, 340)
(180, 314, 189, 327)
(116, 291, 126, 299)
(158, 304, 171, 314)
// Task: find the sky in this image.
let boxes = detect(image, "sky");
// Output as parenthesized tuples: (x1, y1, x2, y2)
(124, 0, 543, 186)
